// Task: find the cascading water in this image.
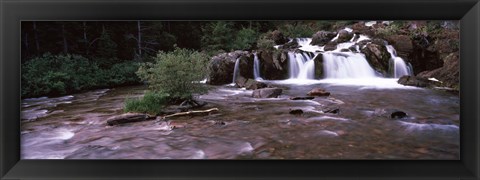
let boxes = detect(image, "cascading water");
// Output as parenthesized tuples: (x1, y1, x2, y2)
(253, 53, 262, 80)
(386, 45, 413, 78)
(322, 52, 377, 79)
(288, 52, 316, 79)
(232, 58, 240, 84)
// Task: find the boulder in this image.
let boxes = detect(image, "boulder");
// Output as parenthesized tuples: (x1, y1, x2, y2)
(336, 29, 354, 43)
(324, 41, 338, 51)
(258, 50, 289, 80)
(244, 79, 268, 90)
(352, 22, 375, 36)
(267, 30, 289, 45)
(310, 31, 337, 46)
(307, 88, 330, 97)
(360, 43, 391, 76)
(313, 53, 324, 79)
(106, 113, 151, 126)
(397, 75, 441, 88)
(282, 40, 299, 50)
(289, 109, 304, 115)
(391, 111, 408, 119)
(385, 35, 413, 59)
(207, 51, 250, 85)
(252, 88, 283, 98)
(416, 52, 459, 89)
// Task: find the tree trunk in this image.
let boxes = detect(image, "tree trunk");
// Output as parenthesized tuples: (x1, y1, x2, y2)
(137, 21, 142, 60)
(33, 22, 40, 54)
(23, 32, 29, 56)
(61, 23, 68, 54)
(83, 21, 89, 56)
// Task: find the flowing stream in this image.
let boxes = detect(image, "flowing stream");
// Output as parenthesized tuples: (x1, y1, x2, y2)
(21, 83, 459, 159)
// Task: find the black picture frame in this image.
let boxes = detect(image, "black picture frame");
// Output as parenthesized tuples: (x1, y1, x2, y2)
(1, 0, 479, 179)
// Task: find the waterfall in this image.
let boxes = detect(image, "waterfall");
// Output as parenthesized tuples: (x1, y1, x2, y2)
(322, 52, 377, 79)
(288, 52, 316, 79)
(253, 53, 262, 80)
(386, 45, 413, 78)
(232, 58, 240, 83)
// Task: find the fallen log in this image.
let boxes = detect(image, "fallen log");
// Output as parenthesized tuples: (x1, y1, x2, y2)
(161, 108, 219, 120)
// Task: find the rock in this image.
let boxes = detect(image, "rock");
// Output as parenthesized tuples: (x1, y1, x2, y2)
(391, 111, 407, 119)
(397, 75, 441, 88)
(106, 113, 151, 126)
(324, 41, 338, 51)
(258, 50, 289, 80)
(307, 88, 330, 97)
(207, 51, 251, 85)
(385, 35, 413, 59)
(244, 79, 268, 90)
(289, 109, 304, 115)
(336, 29, 354, 43)
(416, 52, 459, 89)
(234, 75, 248, 87)
(352, 22, 375, 36)
(360, 43, 391, 76)
(290, 96, 315, 100)
(282, 40, 299, 50)
(310, 31, 336, 46)
(324, 108, 340, 114)
(266, 30, 289, 45)
(252, 88, 283, 98)
(313, 54, 324, 79)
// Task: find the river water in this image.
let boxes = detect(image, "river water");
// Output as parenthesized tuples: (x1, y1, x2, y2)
(21, 80, 459, 159)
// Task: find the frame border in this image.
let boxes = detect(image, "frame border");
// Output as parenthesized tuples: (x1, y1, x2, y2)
(1, 0, 479, 179)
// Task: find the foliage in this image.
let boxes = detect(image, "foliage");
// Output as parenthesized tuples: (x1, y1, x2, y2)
(136, 47, 209, 101)
(201, 21, 235, 51)
(231, 28, 258, 50)
(22, 53, 141, 98)
(375, 23, 403, 37)
(278, 23, 316, 38)
(256, 35, 276, 51)
(124, 91, 169, 115)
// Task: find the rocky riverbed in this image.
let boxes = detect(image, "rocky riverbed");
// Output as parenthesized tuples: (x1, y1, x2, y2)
(21, 80, 459, 159)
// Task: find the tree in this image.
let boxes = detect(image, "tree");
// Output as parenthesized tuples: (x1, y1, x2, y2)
(201, 21, 235, 51)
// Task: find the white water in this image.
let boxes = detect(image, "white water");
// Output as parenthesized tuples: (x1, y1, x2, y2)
(232, 58, 241, 83)
(287, 52, 316, 79)
(323, 52, 377, 79)
(253, 53, 263, 80)
(386, 45, 413, 78)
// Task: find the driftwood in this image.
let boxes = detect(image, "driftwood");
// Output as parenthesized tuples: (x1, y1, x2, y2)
(161, 108, 219, 120)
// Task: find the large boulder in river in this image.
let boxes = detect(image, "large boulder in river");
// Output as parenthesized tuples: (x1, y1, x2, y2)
(310, 31, 337, 46)
(360, 43, 391, 76)
(207, 51, 252, 85)
(416, 52, 459, 89)
(324, 41, 338, 51)
(258, 50, 289, 80)
(385, 35, 413, 59)
(307, 88, 330, 97)
(336, 29, 354, 43)
(313, 54, 324, 79)
(252, 88, 283, 98)
(236, 77, 268, 90)
(397, 75, 441, 88)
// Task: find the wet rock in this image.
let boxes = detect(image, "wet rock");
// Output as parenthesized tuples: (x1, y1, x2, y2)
(290, 96, 315, 100)
(307, 88, 330, 97)
(391, 111, 408, 119)
(106, 113, 151, 126)
(178, 100, 208, 112)
(244, 79, 268, 90)
(310, 31, 337, 46)
(336, 29, 354, 43)
(324, 41, 338, 51)
(313, 54, 324, 79)
(397, 75, 441, 88)
(252, 88, 283, 98)
(416, 52, 459, 90)
(385, 35, 413, 59)
(289, 109, 304, 115)
(169, 120, 188, 129)
(282, 40, 299, 50)
(258, 50, 289, 80)
(360, 43, 391, 76)
(207, 51, 251, 85)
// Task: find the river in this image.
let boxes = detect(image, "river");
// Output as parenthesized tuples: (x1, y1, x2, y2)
(21, 80, 459, 159)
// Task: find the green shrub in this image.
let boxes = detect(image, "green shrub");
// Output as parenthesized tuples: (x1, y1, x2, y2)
(231, 28, 258, 50)
(256, 35, 275, 51)
(278, 23, 315, 38)
(136, 47, 209, 101)
(124, 91, 169, 115)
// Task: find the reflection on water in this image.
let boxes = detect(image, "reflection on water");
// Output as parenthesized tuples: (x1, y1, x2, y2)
(21, 82, 459, 159)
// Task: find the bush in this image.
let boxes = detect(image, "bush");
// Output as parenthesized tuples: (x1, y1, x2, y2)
(22, 53, 142, 98)
(136, 47, 209, 101)
(256, 35, 276, 51)
(124, 92, 169, 115)
(231, 28, 258, 50)
(278, 23, 316, 38)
